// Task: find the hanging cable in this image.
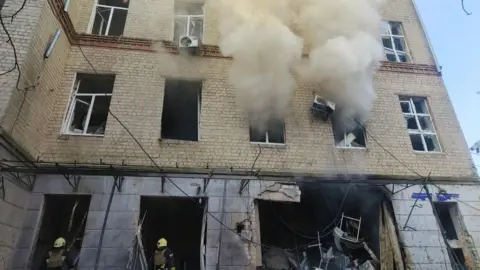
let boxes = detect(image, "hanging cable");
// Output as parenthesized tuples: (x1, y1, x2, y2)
(0, 3, 38, 91)
(77, 45, 279, 250)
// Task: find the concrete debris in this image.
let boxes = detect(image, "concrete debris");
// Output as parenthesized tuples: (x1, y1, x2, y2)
(258, 183, 301, 202)
(263, 247, 296, 270)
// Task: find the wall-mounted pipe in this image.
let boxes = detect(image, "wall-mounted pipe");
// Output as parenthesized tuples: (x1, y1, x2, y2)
(64, 0, 71, 12)
(44, 29, 62, 58)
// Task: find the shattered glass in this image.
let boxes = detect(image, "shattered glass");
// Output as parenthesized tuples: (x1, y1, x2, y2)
(189, 17, 204, 40)
(69, 96, 92, 133)
(424, 134, 440, 152)
(413, 98, 428, 114)
(404, 115, 418, 130)
(400, 101, 411, 113)
(393, 37, 406, 52)
(409, 134, 424, 151)
(418, 116, 434, 133)
(390, 22, 403, 35)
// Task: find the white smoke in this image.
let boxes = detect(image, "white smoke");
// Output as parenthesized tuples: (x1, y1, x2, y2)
(214, 0, 385, 129)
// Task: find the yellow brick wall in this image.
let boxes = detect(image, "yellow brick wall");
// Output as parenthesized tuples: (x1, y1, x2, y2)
(2, 3, 71, 158)
(37, 46, 474, 178)
(2, 0, 474, 180)
(69, 0, 436, 61)
(379, 0, 435, 65)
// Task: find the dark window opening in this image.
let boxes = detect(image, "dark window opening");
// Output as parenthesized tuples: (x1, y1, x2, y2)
(331, 112, 366, 148)
(91, 0, 128, 36)
(249, 119, 285, 144)
(434, 202, 459, 240)
(65, 74, 114, 135)
(31, 195, 91, 270)
(257, 184, 384, 268)
(161, 79, 202, 141)
(140, 197, 206, 270)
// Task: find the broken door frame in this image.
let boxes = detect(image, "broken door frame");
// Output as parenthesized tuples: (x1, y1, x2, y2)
(200, 201, 208, 270)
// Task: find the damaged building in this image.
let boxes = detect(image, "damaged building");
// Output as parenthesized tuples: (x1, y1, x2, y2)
(0, 0, 479, 269)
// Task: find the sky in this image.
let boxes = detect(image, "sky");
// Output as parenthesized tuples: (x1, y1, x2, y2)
(415, 0, 480, 172)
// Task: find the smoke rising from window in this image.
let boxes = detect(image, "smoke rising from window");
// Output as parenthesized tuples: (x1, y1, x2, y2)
(213, 0, 385, 129)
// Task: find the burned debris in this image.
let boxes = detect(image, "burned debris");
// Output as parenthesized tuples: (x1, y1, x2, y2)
(257, 184, 397, 270)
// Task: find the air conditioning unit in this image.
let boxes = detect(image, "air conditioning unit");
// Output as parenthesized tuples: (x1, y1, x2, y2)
(179, 35, 199, 48)
(311, 95, 335, 121)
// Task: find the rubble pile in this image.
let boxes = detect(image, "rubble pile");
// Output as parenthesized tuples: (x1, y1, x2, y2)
(261, 213, 378, 270)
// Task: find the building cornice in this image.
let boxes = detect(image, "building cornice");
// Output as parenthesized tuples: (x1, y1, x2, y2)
(48, 0, 441, 76)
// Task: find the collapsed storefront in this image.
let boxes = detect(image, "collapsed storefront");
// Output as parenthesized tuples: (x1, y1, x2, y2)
(256, 182, 406, 270)
(3, 161, 477, 270)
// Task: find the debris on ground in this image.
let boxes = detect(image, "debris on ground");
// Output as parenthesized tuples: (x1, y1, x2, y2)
(260, 213, 380, 270)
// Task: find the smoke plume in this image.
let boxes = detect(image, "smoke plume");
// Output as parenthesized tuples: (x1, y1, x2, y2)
(214, 0, 384, 128)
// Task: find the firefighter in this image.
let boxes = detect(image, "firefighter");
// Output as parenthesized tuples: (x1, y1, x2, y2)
(42, 237, 74, 270)
(152, 238, 176, 270)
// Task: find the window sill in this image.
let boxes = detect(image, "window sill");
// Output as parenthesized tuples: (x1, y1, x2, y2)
(158, 138, 199, 144)
(250, 142, 286, 149)
(335, 146, 367, 150)
(59, 133, 105, 139)
(413, 150, 444, 155)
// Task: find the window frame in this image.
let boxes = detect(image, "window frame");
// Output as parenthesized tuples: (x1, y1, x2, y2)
(249, 121, 286, 145)
(172, 3, 205, 43)
(87, 0, 129, 36)
(381, 21, 411, 63)
(61, 75, 113, 137)
(400, 96, 442, 152)
(335, 126, 367, 149)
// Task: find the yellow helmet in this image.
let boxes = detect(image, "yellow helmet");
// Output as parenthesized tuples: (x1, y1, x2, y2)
(53, 237, 66, 248)
(157, 238, 167, 248)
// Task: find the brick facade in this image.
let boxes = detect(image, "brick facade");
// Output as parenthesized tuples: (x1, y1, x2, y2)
(0, 0, 472, 179)
(0, 0, 478, 268)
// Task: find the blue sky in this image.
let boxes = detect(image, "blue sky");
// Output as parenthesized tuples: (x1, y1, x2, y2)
(416, 0, 479, 171)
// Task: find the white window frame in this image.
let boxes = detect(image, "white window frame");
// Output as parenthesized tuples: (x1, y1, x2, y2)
(250, 124, 286, 145)
(87, 1, 129, 36)
(62, 77, 112, 137)
(172, 4, 205, 42)
(400, 97, 441, 152)
(381, 21, 410, 63)
(335, 128, 366, 149)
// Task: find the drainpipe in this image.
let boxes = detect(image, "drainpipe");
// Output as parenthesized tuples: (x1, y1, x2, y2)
(410, 0, 441, 72)
(216, 181, 227, 270)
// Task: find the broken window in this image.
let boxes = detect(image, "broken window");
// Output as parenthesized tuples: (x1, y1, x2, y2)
(381, 21, 409, 63)
(161, 79, 202, 141)
(399, 96, 441, 152)
(331, 113, 366, 148)
(249, 119, 285, 144)
(173, 1, 204, 43)
(63, 74, 115, 136)
(90, 0, 129, 36)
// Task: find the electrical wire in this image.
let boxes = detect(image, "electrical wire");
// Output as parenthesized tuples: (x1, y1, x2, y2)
(0, 3, 38, 91)
(77, 46, 277, 250)
(2, 0, 28, 20)
(461, 0, 472, 15)
(318, 183, 352, 237)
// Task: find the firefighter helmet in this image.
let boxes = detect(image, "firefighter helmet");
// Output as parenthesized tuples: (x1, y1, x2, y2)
(157, 238, 167, 248)
(53, 237, 66, 248)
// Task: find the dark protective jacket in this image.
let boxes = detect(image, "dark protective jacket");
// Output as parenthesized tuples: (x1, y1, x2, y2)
(41, 247, 74, 270)
(151, 247, 176, 270)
